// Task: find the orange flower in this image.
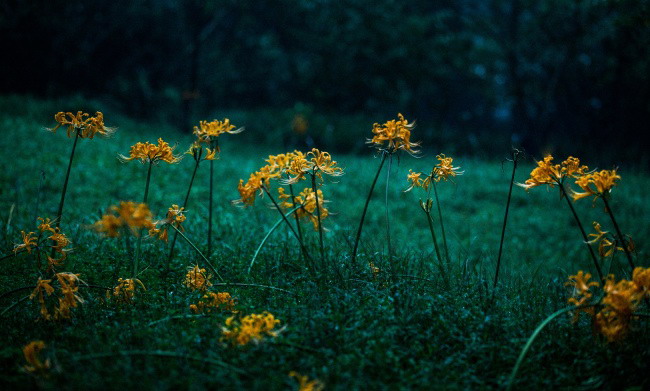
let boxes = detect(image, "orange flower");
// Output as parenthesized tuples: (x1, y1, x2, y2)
(120, 138, 182, 164)
(49, 111, 114, 139)
(571, 169, 620, 202)
(22, 341, 51, 374)
(519, 155, 588, 190)
(367, 113, 420, 154)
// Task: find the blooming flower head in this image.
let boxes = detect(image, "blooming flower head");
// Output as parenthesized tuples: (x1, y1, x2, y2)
(30, 278, 55, 320)
(14, 231, 37, 254)
(49, 111, 115, 139)
(289, 371, 325, 391)
(235, 165, 281, 206)
(367, 113, 420, 155)
(120, 138, 182, 164)
(94, 202, 155, 237)
(190, 291, 236, 313)
(433, 154, 463, 181)
(150, 204, 186, 242)
(193, 118, 243, 144)
(112, 278, 146, 304)
(278, 187, 329, 230)
(221, 311, 281, 346)
(184, 265, 213, 292)
(519, 155, 588, 190)
(565, 270, 599, 321)
(571, 169, 620, 202)
(22, 341, 51, 375)
(14, 218, 71, 270)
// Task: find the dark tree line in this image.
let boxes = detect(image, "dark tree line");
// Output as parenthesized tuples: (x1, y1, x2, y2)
(1, 0, 648, 160)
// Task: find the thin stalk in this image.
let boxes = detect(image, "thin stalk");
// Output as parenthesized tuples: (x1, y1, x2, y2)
(208, 158, 214, 256)
(0, 295, 30, 317)
(601, 196, 635, 271)
(351, 152, 387, 263)
(211, 282, 296, 296)
(493, 155, 518, 289)
(262, 185, 313, 266)
(559, 184, 604, 281)
(54, 129, 80, 230)
(311, 173, 325, 266)
(133, 161, 153, 278)
(431, 180, 450, 264)
(168, 224, 223, 282)
(385, 154, 393, 259)
(166, 158, 201, 270)
(0, 249, 25, 262)
(248, 205, 302, 273)
(425, 210, 447, 286)
(289, 182, 305, 260)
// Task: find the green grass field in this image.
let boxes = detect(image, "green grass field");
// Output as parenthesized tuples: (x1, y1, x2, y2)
(0, 95, 648, 390)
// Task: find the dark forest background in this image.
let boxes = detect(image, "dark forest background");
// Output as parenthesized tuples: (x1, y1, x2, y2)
(1, 0, 648, 162)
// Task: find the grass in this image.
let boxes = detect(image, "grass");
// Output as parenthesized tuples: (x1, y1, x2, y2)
(0, 95, 649, 390)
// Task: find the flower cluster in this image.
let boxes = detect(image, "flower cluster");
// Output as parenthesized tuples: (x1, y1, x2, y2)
(519, 155, 589, 190)
(367, 113, 420, 154)
(587, 221, 634, 257)
(190, 291, 236, 314)
(221, 312, 281, 346)
(184, 265, 213, 292)
(93, 202, 155, 237)
(120, 138, 182, 164)
(14, 217, 71, 271)
(289, 371, 325, 391)
(567, 267, 650, 342)
(405, 154, 462, 192)
(278, 187, 329, 230)
(112, 278, 146, 304)
(149, 204, 186, 242)
(49, 111, 114, 139)
(30, 273, 84, 321)
(571, 169, 620, 202)
(22, 341, 50, 375)
(285, 148, 344, 184)
(193, 118, 243, 144)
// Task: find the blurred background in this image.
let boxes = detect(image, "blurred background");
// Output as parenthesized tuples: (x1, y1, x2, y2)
(1, 0, 648, 163)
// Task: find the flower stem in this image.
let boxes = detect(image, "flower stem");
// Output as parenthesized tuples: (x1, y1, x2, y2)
(493, 151, 519, 290)
(248, 205, 302, 273)
(54, 129, 80, 230)
(560, 184, 604, 282)
(168, 224, 223, 282)
(311, 173, 325, 267)
(133, 161, 153, 278)
(424, 209, 448, 287)
(385, 154, 393, 259)
(288, 182, 305, 260)
(351, 152, 387, 263)
(208, 158, 214, 256)
(601, 196, 635, 271)
(431, 179, 449, 263)
(166, 159, 200, 272)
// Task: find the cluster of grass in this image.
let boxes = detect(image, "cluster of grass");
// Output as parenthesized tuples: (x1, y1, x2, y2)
(0, 95, 649, 390)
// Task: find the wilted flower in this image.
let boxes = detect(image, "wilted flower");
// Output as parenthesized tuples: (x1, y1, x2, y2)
(112, 278, 146, 304)
(289, 371, 325, 391)
(367, 113, 420, 154)
(22, 341, 51, 375)
(30, 273, 84, 321)
(120, 138, 182, 164)
(221, 312, 281, 346)
(189, 291, 235, 313)
(14, 218, 72, 270)
(49, 111, 114, 139)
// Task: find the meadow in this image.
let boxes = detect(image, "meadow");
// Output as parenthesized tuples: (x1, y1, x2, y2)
(0, 95, 648, 390)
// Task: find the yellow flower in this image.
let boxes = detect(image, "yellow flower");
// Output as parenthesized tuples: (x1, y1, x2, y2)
(184, 265, 213, 292)
(94, 202, 155, 237)
(367, 113, 420, 154)
(519, 155, 588, 190)
(30, 278, 55, 321)
(632, 267, 650, 294)
(278, 187, 329, 230)
(150, 204, 186, 242)
(112, 278, 146, 304)
(22, 341, 51, 374)
(307, 148, 344, 179)
(405, 169, 425, 192)
(571, 169, 620, 202)
(289, 371, 325, 391)
(433, 154, 463, 181)
(120, 138, 182, 164)
(193, 118, 243, 144)
(221, 312, 281, 346)
(368, 262, 381, 280)
(190, 291, 235, 313)
(586, 222, 608, 244)
(49, 111, 115, 139)
(565, 271, 599, 321)
(235, 165, 280, 206)
(93, 214, 123, 237)
(595, 308, 629, 342)
(14, 231, 37, 254)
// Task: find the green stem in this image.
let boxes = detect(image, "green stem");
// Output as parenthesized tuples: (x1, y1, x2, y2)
(208, 158, 214, 256)
(0, 249, 25, 262)
(1, 295, 30, 317)
(168, 224, 223, 282)
(385, 154, 393, 259)
(493, 154, 518, 289)
(54, 129, 80, 230)
(424, 209, 448, 287)
(247, 205, 302, 274)
(432, 179, 449, 263)
(351, 152, 387, 263)
(560, 184, 604, 282)
(133, 161, 153, 278)
(288, 182, 305, 260)
(601, 196, 635, 271)
(311, 173, 325, 267)
(506, 304, 596, 390)
(166, 159, 201, 271)
(211, 282, 296, 296)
